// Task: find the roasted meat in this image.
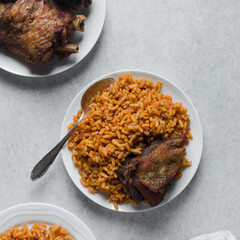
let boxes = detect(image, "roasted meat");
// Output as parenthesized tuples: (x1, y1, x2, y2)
(118, 134, 188, 206)
(0, 0, 86, 64)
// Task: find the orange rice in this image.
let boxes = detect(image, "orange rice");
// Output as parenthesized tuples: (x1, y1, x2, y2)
(0, 224, 74, 240)
(68, 73, 192, 209)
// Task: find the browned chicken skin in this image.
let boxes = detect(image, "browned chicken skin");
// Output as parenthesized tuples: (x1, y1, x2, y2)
(0, 0, 86, 64)
(118, 134, 188, 206)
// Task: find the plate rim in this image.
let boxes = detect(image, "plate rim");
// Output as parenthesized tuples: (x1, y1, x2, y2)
(0, 202, 96, 240)
(0, 0, 106, 78)
(60, 69, 203, 213)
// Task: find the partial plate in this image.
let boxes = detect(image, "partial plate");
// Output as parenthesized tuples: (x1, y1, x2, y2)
(0, 1, 106, 77)
(61, 70, 203, 212)
(0, 203, 96, 240)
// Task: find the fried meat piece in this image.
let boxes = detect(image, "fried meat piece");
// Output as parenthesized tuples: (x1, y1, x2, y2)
(0, 0, 86, 64)
(118, 134, 188, 206)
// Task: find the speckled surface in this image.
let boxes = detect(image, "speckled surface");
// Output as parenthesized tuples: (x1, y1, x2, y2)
(0, 0, 240, 239)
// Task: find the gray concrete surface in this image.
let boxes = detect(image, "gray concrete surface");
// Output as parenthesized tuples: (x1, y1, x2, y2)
(0, 0, 240, 239)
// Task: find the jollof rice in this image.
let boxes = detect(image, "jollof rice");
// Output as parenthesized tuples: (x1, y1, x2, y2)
(68, 73, 192, 209)
(0, 224, 73, 240)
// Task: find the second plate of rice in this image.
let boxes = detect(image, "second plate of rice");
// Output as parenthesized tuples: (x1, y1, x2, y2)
(0, 203, 96, 240)
(60, 70, 203, 212)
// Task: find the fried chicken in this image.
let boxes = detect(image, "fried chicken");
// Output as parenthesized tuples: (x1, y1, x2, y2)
(118, 134, 188, 206)
(0, 0, 86, 64)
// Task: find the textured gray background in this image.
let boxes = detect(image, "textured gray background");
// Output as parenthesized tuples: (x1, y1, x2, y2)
(0, 0, 240, 239)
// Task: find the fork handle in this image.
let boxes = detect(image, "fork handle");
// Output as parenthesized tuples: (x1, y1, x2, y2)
(30, 114, 84, 181)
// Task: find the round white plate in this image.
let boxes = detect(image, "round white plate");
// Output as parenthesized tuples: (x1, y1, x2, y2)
(0, 1, 106, 77)
(61, 70, 203, 212)
(0, 203, 96, 240)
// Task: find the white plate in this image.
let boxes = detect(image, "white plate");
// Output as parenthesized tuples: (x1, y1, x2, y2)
(60, 70, 203, 212)
(0, 203, 96, 240)
(0, 1, 106, 77)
